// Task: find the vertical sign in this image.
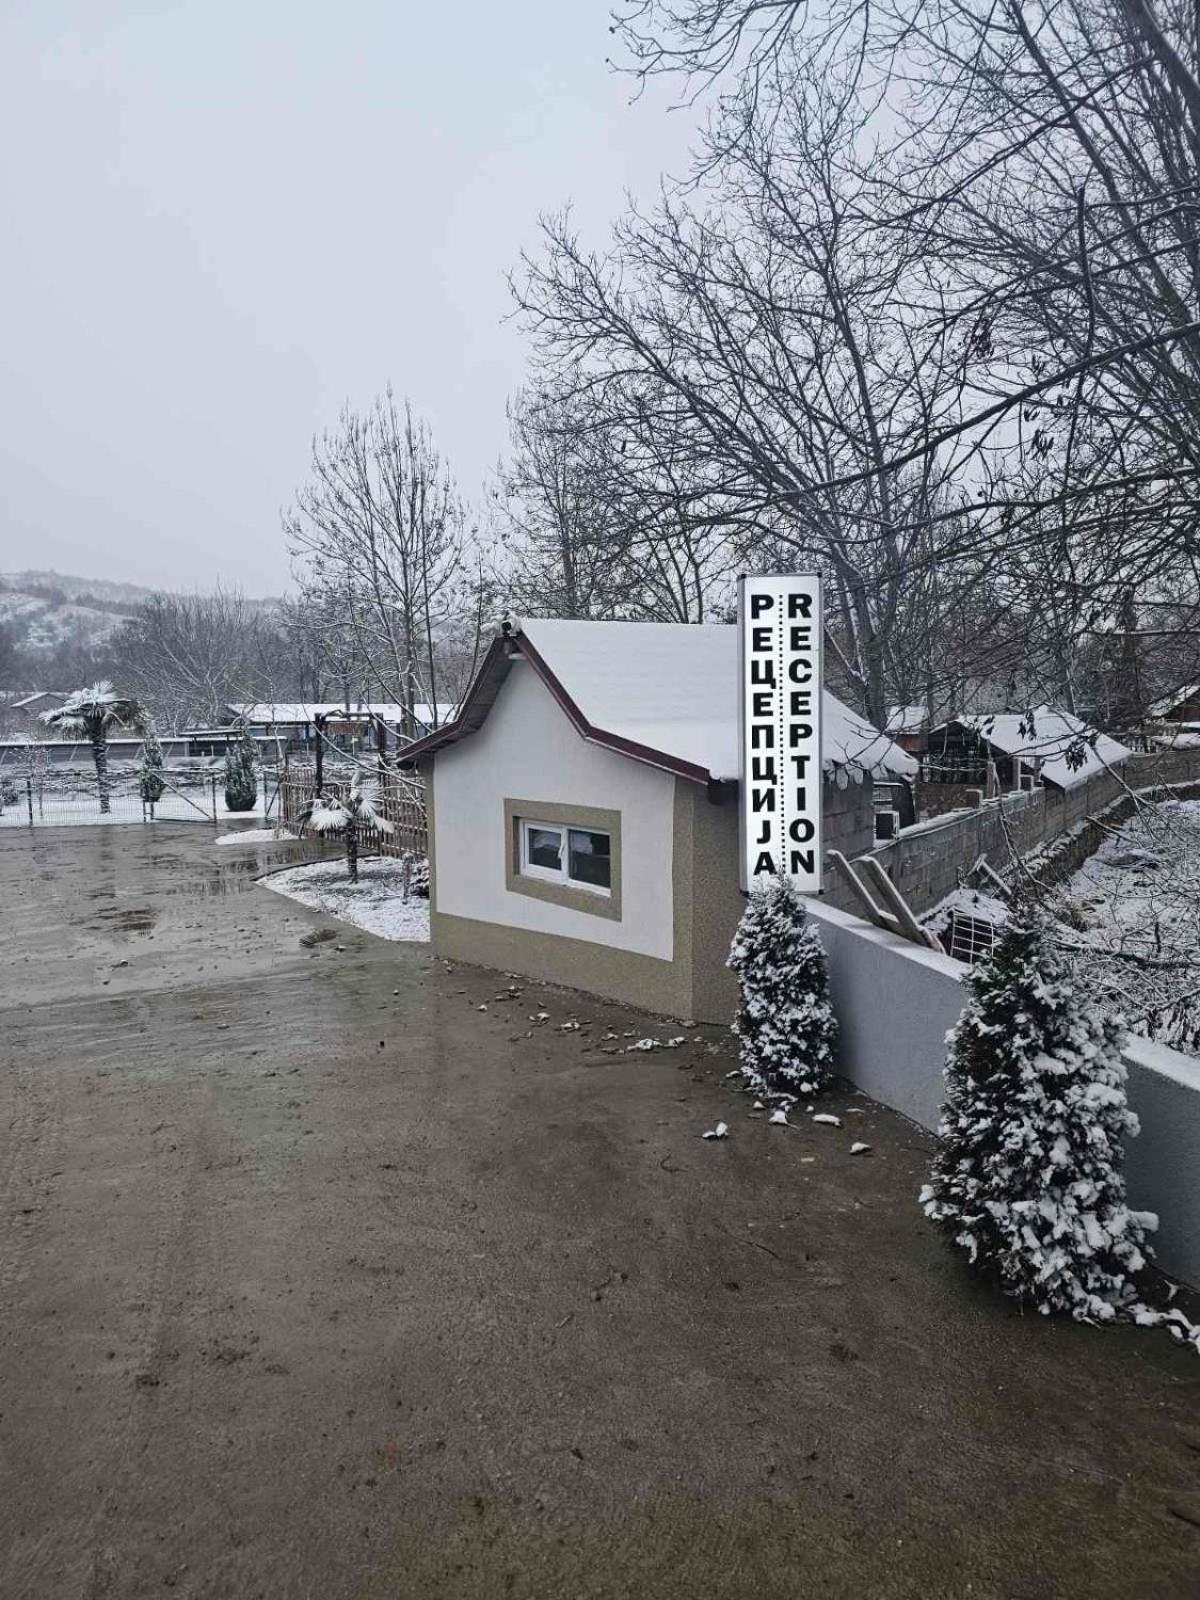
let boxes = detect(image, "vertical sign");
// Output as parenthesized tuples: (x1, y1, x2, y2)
(739, 573, 823, 892)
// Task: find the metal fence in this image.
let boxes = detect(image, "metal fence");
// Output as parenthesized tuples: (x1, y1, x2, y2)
(279, 766, 428, 859)
(0, 756, 283, 829)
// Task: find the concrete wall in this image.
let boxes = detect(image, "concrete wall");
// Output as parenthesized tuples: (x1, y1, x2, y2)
(807, 900, 1200, 1287)
(876, 747, 1200, 914)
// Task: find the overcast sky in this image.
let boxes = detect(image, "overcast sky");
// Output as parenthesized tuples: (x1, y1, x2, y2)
(0, 2, 698, 595)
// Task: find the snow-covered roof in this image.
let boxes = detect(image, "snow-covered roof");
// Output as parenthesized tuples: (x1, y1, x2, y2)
(228, 702, 452, 727)
(1149, 683, 1200, 719)
(407, 619, 916, 785)
(886, 704, 927, 734)
(10, 691, 67, 709)
(932, 706, 1130, 789)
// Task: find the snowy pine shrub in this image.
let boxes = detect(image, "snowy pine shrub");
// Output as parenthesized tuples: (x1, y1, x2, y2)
(727, 873, 837, 1099)
(138, 731, 165, 804)
(224, 733, 258, 813)
(920, 914, 1183, 1335)
(408, 855, 430, 899)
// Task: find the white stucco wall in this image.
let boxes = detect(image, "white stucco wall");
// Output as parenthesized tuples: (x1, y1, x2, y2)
(433, 660, 677, 960)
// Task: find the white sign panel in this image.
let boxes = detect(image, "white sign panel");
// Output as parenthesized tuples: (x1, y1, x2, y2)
(739, 573, 823, 892)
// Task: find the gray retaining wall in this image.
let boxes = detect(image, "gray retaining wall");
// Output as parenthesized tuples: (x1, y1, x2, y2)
(808, 899, 1200, 1288)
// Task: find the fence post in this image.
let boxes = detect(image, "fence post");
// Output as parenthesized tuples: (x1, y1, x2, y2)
(210, 773, 218, 822)
(26, 778, 34, 828)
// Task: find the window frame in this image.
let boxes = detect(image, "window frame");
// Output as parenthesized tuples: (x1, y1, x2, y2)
(504, 799, 623, 923)
(518, 817, 612, 897)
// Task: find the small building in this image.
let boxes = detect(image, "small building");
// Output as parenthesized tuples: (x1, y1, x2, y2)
(923, 707, 1130, 794)
(1147, 684, 1200, 748)
(0, 691, 70, 737)
(400, 619, 916, 1024)
(224, 702, 453, 755)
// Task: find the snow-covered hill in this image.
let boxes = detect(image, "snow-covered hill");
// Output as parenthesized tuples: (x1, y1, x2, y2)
(0, 572, 142, 654)
(0, 570, 281, 656)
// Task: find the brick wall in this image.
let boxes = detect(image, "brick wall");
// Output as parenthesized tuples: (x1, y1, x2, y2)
(870, 748, 1200, 915)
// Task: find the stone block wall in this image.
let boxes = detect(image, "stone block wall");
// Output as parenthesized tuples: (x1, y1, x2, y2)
(871, 748, 1200, 915)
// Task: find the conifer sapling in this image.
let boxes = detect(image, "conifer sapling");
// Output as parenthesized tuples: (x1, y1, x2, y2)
(224, 732, 258, 813)
(921, 913, 1197, 1346)
(728, 873, 837, 1099)
(138, 730, 166, 805)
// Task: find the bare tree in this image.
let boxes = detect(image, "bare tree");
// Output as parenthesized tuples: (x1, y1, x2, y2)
(108, 588, 287, 732)
(284, 391, 481, 737)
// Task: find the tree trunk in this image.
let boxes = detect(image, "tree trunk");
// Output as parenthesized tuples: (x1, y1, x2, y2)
(346, 821, 359, 883)
(91, 728, 110, 814)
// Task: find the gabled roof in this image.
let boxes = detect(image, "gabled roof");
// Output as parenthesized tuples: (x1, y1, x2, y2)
(886, 704, 927, 735)
(1149, 683, 1200, 719)
(400, 619, 917, 786)
(929, 706, 1130, 789)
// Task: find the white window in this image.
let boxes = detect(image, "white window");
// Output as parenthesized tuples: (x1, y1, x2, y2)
(519, 818, 612, 896)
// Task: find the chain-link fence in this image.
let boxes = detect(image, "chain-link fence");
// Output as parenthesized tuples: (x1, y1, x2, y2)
(0, 747, 284, 829)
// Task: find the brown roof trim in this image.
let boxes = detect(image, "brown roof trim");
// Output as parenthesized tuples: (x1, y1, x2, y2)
(400, 627, 714, 785)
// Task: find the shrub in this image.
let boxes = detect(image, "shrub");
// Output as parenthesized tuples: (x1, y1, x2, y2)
(727, 874, 837, 1099)
(224, 734, 258, 813)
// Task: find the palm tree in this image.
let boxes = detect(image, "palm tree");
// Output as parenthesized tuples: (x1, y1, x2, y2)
(41, 682, 146, 814)
(308, 771, 393, 882)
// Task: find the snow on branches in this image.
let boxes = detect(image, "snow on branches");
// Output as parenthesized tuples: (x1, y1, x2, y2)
(922, 914, 1198, 1350)
(728, 873, 837, 1100)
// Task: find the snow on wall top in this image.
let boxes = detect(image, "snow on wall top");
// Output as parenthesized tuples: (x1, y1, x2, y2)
(517, 618, 916, 783)
(936, 706, 1130, 788)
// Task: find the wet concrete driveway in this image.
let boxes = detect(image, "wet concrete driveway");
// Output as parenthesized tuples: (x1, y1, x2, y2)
(1, 823, 1198, 1598)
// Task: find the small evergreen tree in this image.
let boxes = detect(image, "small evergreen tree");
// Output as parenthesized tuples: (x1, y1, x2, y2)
(921, 914, 1164, 1329)
(728, 873, 838, 1098)
(138, 730, 165, 804)
(309, 771, 393, 882)
(224, 733, 258, 813)
(408, 855, 430, 899)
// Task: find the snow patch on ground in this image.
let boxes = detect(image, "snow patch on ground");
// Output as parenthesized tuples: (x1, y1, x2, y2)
(216, 827, 296, 845)
(260, 856, 430, 942)
(0, 792, 280, 828)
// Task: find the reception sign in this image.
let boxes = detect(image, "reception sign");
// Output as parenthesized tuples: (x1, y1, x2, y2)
(738, 573, 823, 892)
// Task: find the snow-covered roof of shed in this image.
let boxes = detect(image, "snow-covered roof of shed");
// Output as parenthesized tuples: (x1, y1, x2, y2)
(514, 619, 915, 783)
(227, 702, 452, 726)
(1149, 683, 1200, 718)
(886, 704, 927, 734)
(931, 706, 1130, 788)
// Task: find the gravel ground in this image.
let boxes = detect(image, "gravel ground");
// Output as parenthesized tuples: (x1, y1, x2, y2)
(0, 824, 1198, 1599)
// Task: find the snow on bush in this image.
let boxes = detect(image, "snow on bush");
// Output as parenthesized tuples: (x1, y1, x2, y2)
(224, 733, 258, 813)
(922, 913, 1198, 1349)
(727, 873, 837, 1099)
(138, 730, 165, 803)
(407, 854, 430, 899)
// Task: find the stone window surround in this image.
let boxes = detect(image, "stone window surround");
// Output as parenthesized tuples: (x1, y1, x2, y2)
(504, 798, 623, 922)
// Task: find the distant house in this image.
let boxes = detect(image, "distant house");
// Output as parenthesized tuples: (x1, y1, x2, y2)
(0, 691, 70, 738)
(924, 707, 1131, 792)
(399, 619, 915, 1022)
(1147, 684, 1200, 748)
(223, 702, 454, 756)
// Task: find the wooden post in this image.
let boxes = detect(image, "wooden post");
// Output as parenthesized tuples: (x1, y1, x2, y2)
(26, 777, 33, 828)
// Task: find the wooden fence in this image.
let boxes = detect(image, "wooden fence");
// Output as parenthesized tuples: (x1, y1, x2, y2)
(280, 768, 428, 860)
